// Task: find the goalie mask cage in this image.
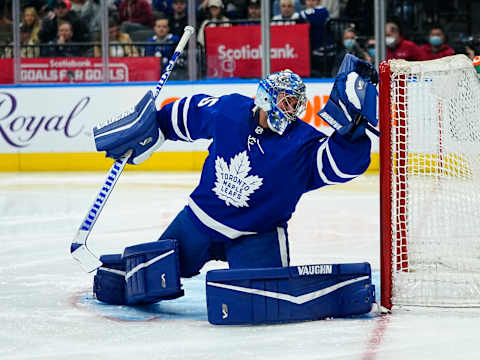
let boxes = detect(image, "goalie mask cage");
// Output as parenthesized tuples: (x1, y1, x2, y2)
(379, 55, 480, 310)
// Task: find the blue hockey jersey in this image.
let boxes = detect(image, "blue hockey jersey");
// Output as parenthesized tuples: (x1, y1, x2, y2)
(299, 6, 330, 50)
(156, 94, 371, 240)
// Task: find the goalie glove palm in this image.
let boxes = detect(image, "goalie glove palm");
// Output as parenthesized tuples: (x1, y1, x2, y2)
(319, 54, 378, 140)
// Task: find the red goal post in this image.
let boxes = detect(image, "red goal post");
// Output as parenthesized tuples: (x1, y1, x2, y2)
(379, 55, 480, 310)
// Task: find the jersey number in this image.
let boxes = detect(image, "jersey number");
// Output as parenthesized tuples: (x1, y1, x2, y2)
(198, 97, 219, 107)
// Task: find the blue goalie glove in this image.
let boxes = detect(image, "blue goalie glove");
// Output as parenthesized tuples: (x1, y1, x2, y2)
(93, 90, 165, 164)
(318, 54, 379, 140)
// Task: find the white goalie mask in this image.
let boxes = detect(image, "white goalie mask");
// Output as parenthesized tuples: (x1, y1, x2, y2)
(254, 69, 307, 135)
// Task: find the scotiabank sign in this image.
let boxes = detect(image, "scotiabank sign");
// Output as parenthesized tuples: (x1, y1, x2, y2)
(0, 57, 161, 84)
(205, 24, 311, 78)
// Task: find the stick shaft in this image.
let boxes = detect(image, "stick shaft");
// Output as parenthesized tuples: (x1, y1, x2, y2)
(71, 26, 195, 273)
(71, 150, 131, 272)
(153, 25, 195, 99)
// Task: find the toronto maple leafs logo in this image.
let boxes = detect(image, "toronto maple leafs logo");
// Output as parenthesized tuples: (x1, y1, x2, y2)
(212, 151, 263, 207)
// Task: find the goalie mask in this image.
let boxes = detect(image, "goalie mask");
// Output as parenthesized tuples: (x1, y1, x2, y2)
(255, 69, 306, 135)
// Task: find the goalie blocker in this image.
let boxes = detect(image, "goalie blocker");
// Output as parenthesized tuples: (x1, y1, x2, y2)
(206, 263, 375, 325)
(93, 90, 165, 165)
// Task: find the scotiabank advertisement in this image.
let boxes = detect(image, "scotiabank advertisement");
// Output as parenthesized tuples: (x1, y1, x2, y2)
(0, 57, 161, 84)
(205, 24, 311, 78)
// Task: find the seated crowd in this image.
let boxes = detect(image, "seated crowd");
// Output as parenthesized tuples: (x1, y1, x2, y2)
(0, 0, 477, 77)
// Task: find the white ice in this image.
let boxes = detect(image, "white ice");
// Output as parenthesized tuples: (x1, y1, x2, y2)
(0, 172, 479, 360)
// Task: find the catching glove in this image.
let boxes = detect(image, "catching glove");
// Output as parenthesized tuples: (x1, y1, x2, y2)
(318, 54, 379, 140)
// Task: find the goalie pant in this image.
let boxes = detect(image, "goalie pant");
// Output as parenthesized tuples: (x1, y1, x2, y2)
(153, 93, 371, 275)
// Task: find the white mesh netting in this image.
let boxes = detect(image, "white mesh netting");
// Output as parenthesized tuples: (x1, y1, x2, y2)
(389, 55, 480, 307)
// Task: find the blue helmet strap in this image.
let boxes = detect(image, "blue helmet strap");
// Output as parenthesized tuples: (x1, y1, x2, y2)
(267, 106, 290, 135)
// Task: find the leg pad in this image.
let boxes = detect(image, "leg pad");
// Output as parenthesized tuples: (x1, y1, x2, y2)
(206, 262, 375, 325)
(123, 240, 183, 305)
(93, 254, 126, 305)
(93, 240, 183, 305)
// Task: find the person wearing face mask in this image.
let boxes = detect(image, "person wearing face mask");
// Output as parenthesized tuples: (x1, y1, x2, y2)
(365, 37, 375, 64)
(331, 27, 370, 77)
(385, 21, 421, 61)
(419, 25, 455, 61)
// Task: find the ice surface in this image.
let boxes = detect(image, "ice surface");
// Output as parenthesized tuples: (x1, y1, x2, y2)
(0, 172, 479, 359)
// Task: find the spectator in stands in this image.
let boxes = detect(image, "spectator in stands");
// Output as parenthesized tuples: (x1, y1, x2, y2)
(168, 0, 188, 38)
(3, 22, 40, 58)
(272, 0, 301, 18)
(343, 0, 374, 37)
(0, 0, 12, 23)
(464, 37, 480, 60)
(419, 25, 454, 61)
(246, 0, 260, 21)
(198, 0, 243, 21)
(70, 0, 102, 36)
(0, 3, 11, 57)
(331, 27, 371, 76)
(299, 0, 329, 51)
(94, 16, 138, 57)
(118, 0, 154, 35)
(365, 37, 375, 64)
(22, 7, 41, 44)
(38, 0, 90, 43)
(385, 21, 421, 61)
(222, 0, 246, 19)
(272, 0, 299, 25)
(43, 19, 83, 56)
(145, 17, 179, 66)
(197, 0, 230, 48)
(197, 0, 210, 23)
(20, 7, 41, 57)
(152, 0, 174, 16)
(321, 0, 339, 19)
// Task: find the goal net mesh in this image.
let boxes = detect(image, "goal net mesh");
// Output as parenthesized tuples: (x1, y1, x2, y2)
(388, 55, 480, 307)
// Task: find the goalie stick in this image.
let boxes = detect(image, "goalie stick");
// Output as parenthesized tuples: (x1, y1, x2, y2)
(71, 26, 195, 273)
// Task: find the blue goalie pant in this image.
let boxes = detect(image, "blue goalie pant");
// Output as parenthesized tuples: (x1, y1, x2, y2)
(158, 206, 291, 277)
(206, 263, 375, 325)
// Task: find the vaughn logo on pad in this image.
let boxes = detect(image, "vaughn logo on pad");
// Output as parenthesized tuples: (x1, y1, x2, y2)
(212, 151, 263, 208)
(297, 265, 333, 275)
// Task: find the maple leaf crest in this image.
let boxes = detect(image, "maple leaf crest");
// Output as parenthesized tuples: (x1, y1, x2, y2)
(212, 151, 263, 207)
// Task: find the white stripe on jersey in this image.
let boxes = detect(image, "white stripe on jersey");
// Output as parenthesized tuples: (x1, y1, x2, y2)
(338, 99, 353, 122)
(325, 141, 360, 179)
(316, 140, 342, 185)
(277, 227, 289, 267)
(171, 99, 190, 141)
(182, 96, 193, 142)
(188, 197, 257, 239)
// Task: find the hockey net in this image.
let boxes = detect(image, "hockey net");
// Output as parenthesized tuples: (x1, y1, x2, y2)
(379, 55, 480, 309)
